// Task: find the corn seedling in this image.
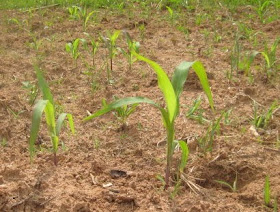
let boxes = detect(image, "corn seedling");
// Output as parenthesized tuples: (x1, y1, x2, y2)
(83, 33, 99, 68)
(121, 31, 140, 71)
(261, 37, 280, 77)
(29, 66, 75, 165)
(264, 175, 271, 207)
(65, 38, 85, 68)
(186, 96, 210, 124)
(78, 6, 95, 31)
(22, 81, 38, 105)
(101, 30, 121, 80)
(84, 52, 214, 189)
(256, 0, 274, 23)
(239, 51, 259, 83)
(253, 101, 279, 129)
(228, 34, 241, 80)
(68, 5, 80, 20)
(27, 34, 43, 51)
(215, 172, 238, 192)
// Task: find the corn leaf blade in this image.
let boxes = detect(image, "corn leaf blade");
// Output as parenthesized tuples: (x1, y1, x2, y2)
(29, 99, 48, 158)
(178, 141, 189, 172)
(35, 66, 54, 105)
(191, 61, 214, 110)
(84, 97, 161, 121)
(133, 52, 177, 122)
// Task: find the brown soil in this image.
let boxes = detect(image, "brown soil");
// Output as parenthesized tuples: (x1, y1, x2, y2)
(0, 5, 280, 212)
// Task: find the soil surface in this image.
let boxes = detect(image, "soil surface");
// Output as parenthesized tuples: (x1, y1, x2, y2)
(0, 4, 280, 212)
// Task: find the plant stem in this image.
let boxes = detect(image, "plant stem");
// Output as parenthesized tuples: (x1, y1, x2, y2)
(54, 152, 57, 166)
(164, 123, 174, 190)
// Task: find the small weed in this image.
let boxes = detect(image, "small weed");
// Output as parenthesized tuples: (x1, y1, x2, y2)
(186, 96, 210, 124)
(253, 101, 279, 129)
(1, 137, 7, 147)
(102, 96, 138, 129)
(22, 81, 38, 105)
(215, 172, 238, 192)
(198, 112, 224, 153)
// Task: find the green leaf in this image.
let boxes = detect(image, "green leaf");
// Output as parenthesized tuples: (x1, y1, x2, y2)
(132, 52, 177, 123)
(73, 38, 80, 50)
(264, 175, 271, 206)
(178, 141, 189, 173)
(85, 11, 95, 27)
(29, 100, 48, 158)
(171, 61, 192, 115)
(35, 66, 54, 105)
(215, 180, 234, 191)
(65, 43, 72, 52)
(191, 61, 214, 110)
(84, 97, 160, 121)
(56, 113, 67, 135)
(67, 113, 75, 135)
(56, 113, 75, 135)
(44, 100, 56, 136)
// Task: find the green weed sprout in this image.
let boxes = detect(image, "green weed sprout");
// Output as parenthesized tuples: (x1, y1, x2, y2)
(121, 31, 140, 71)
(101, 30, 121, 80)
(29, 66, 75, 165)
(253, 101, 279, 129)
(84, 52, 214, 189)
(198, 112, 224, 153)
(65, 38, 83, 68)
(215, 172, 237, 192)
(166, 6, 174, 25)
(186, 96, 210, 124)
(103, 97, 138, 129)
(22, 81, 38, 105)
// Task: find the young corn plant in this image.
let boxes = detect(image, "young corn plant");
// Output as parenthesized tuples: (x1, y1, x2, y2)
(68, 5, 80, 20)
(29, 66, 75, 165)
(256, 0, 274, 23)
(84, 52, 214, 189)
(83, 33, 99, 68)
(121, 31, 140, 71)
(78, 6, 95, 32)
(261, 37, 280, 78)
(264, 175, 278, 210)
(101, 30, 121, 80)
(65, 38, 84, 68)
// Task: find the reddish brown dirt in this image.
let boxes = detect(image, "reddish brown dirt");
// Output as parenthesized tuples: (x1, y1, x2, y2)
(0, 5, 280, 212)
